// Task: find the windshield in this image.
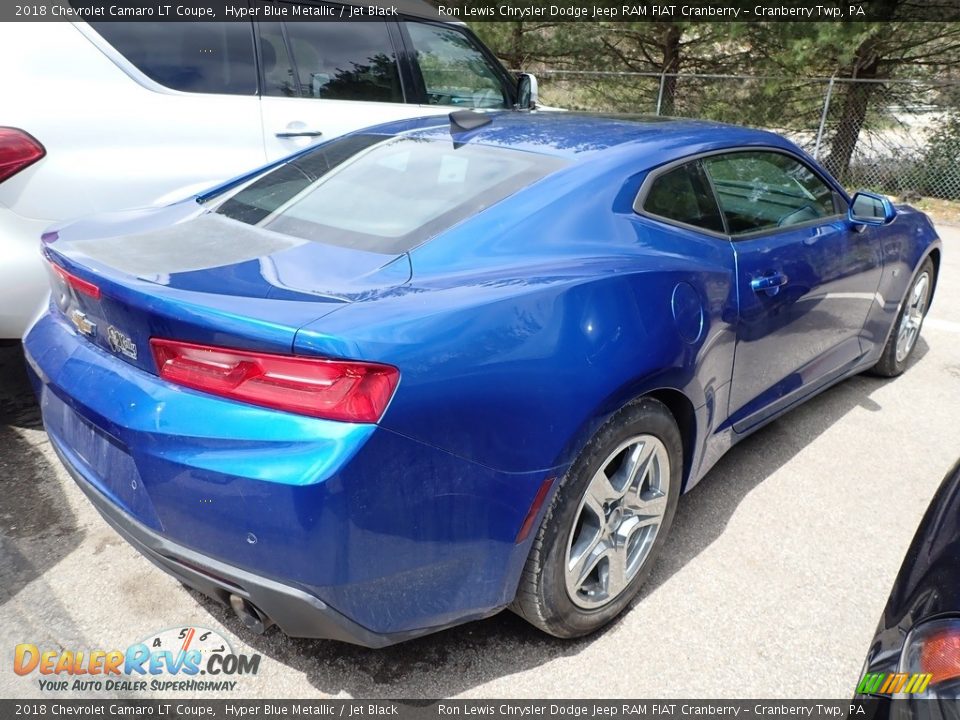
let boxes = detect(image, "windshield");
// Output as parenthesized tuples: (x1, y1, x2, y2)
(215, 134, 567, 254)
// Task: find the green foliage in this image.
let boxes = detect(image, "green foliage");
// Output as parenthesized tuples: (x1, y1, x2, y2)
(469, 14, 960, 197)
(909, 114, 960, 199)
(471, 19, 960, 82)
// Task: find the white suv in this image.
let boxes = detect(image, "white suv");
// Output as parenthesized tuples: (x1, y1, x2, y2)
(0, 7, 524, 339)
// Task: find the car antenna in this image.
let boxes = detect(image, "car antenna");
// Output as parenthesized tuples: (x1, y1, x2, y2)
(449, 110, 492, 134)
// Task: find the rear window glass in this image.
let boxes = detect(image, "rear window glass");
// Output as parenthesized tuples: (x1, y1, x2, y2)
(89, 22, 257, 95)
(214, 134, 567, 253)
(641, 161, 724, 233)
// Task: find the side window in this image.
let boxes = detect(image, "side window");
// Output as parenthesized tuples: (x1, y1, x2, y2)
(277, 19, 403, 102)
(89, 22, 257, 95)
(258, 23, 297, 97)
(701, 151, 837, 236)
(405, 23, 508, 109)
(640, 162, 725, 234)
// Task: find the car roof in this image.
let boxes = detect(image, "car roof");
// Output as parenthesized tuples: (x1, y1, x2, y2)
(368, 111, 798, 165)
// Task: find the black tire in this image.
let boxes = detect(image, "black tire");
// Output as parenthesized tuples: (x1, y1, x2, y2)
(871, 257, 935, 378)
(511, 397, 682, 638)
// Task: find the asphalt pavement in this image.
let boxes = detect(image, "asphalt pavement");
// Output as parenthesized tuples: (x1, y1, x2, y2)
(2, 226, 959, 700)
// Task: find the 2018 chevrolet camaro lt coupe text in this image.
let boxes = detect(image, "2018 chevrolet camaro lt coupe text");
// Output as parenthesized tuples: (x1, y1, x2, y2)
(24, 112, 941, 646)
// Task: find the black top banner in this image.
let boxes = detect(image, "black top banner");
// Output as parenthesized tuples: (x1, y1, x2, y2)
(5, 0, 960, 22)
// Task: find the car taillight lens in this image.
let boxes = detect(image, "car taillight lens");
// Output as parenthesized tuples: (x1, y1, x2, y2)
(900, 617, 960, 698)
(49, 261, 101, 300)
(0, 128, 45, 184)
(150, 339, 400, 423)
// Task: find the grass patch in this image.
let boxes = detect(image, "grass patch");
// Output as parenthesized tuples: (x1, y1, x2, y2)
(896, 196, 960, 226)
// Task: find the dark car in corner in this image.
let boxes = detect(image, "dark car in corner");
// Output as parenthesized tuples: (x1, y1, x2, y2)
(858, 459, 960, 716)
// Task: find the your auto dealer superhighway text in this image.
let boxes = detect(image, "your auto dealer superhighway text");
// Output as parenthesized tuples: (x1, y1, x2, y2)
(437, 4, 866, 18)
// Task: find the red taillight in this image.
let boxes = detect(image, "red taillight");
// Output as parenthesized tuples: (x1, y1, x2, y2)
(0, 128, 45, 184)
(150, 339, 400, 423)
(50, 261, 101, 300)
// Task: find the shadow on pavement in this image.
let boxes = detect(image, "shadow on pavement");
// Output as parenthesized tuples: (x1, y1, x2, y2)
(631, 337, 927, 609)
(0, 341, 42, 429)
(189, 343, 927, 698)
(0, 343, 85, 607)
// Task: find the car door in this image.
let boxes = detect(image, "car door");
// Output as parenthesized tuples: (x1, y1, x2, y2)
(257, 10, 444, 160)
(78, 21, 267, 206)
(703, 150, 883, 431)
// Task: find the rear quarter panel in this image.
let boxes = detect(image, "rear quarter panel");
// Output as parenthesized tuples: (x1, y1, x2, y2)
(295, 159, 739, 479)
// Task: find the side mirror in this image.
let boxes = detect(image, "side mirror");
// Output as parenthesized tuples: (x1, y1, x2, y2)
(849, 190, 896, 226)
(516, 73, 539, 110)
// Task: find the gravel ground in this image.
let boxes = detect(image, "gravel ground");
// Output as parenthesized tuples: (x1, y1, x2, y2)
(2, 226, 959, 700)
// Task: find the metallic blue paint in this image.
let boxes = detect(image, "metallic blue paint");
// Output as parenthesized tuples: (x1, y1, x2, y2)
(23, 112, 942, 644)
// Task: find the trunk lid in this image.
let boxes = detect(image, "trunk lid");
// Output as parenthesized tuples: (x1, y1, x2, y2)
(44, 201, 410, 373)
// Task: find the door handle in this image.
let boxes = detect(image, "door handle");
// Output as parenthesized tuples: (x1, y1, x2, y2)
(751, 272, 789, 296)
(275, 130, 323, 138)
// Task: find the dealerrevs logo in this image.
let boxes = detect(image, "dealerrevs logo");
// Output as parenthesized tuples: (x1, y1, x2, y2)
(13, 626, 260, 693)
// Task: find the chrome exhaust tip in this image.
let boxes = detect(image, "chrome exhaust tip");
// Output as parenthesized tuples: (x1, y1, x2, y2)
(229, 593, 272, 634)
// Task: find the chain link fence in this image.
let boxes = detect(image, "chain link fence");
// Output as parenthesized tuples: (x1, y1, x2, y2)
(535, 70, 960, 200)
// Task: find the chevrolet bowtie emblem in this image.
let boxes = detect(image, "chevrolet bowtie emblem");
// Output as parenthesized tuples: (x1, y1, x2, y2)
(68, 309, 96, 337)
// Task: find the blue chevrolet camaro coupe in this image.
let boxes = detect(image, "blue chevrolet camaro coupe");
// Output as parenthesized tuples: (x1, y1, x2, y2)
(24, 112, 941, 646)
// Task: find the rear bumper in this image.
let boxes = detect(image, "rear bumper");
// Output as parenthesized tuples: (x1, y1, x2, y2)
(25, 311, 548, 641)
(52, 437, 477, 648)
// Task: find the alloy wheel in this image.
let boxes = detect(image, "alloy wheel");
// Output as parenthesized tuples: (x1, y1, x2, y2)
(896, 271, 931, 363)
(564, 434, 670, 609)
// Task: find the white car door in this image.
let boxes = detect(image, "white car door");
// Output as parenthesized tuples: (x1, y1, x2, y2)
(70, 22, 268, 209)
(257, 17, 445, 160)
